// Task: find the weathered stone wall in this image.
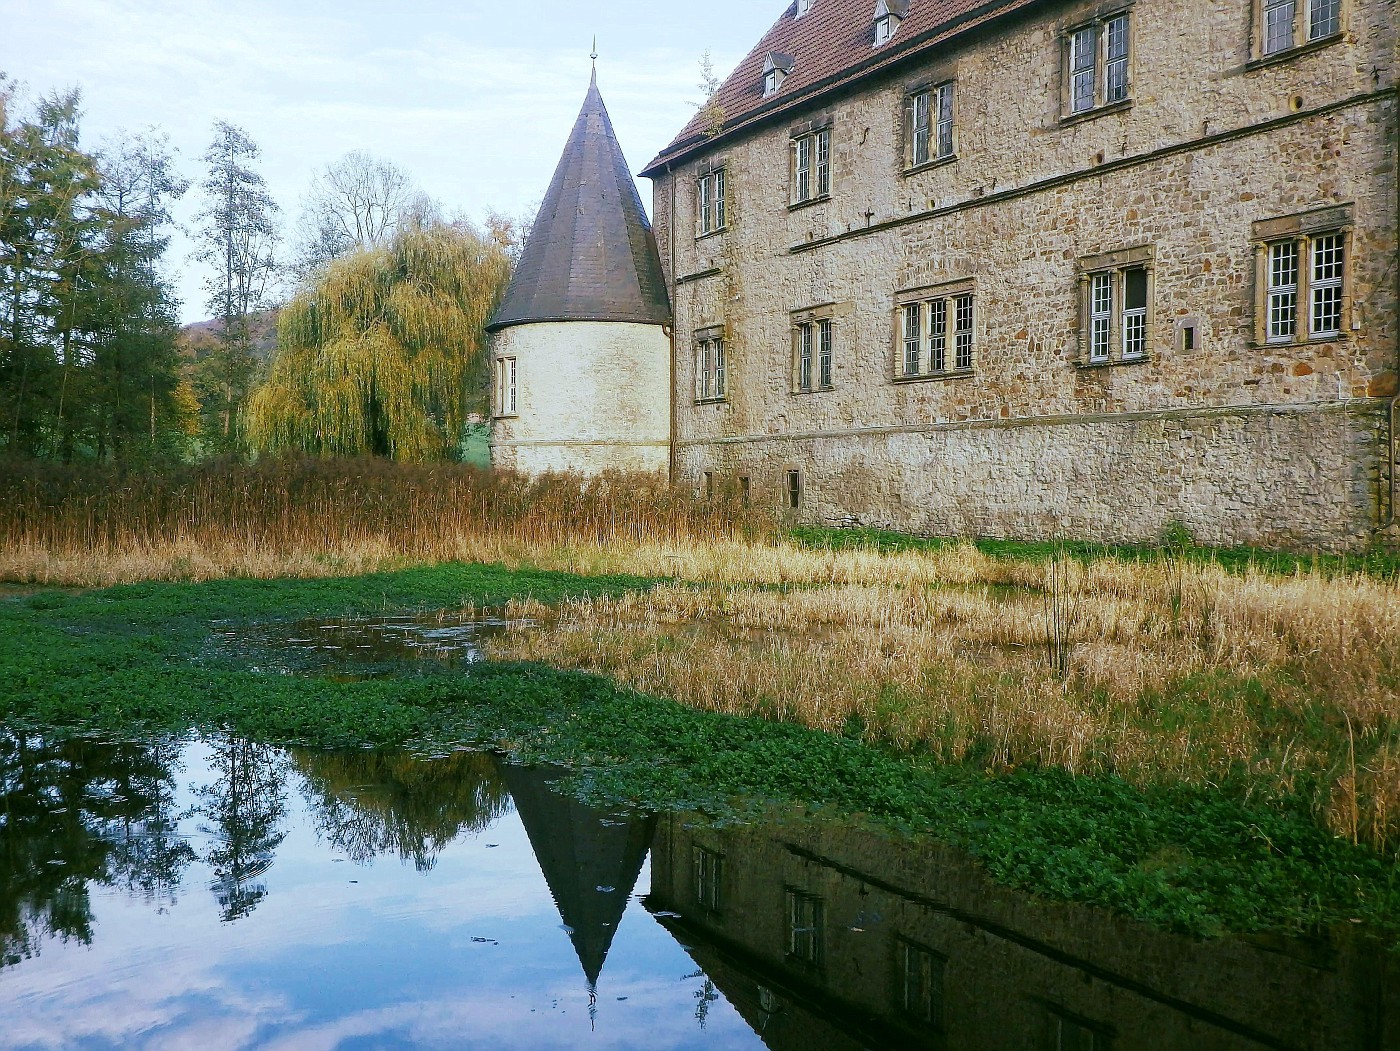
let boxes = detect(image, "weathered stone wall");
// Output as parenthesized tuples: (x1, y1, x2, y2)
(649, 0, 1398, 549)
(490, 321, 671, 476)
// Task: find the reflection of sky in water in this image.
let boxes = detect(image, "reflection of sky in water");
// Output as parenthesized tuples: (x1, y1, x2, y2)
(2, 740, 759, 1050)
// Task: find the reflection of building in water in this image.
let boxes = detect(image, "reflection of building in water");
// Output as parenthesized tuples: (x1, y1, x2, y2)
(647, 813, 1396, 1050)
(502, 765, 655, 991)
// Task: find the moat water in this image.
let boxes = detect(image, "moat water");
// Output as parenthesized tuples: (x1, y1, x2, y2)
(1, 732, 1392, 1051)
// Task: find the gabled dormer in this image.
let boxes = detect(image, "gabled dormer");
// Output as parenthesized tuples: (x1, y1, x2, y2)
(873, 0, 908, 46)
(763, 52, 796, 97)
(795, 0, 815, 15)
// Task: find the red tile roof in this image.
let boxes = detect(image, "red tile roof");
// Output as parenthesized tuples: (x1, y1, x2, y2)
(641, 0, 1042, 176)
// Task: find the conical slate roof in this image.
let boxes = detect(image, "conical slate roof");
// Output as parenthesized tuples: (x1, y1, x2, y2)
(502, 764, 655, 989)
(487, 72, 672, 333)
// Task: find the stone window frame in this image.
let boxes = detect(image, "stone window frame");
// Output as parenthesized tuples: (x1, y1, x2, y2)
(784, 887, 824, 967)
(790, 303, 838, 394)
(1251, 204, 1353, 348)
(789, 118, 833, 209)
(894, 937, 946, 1028)
(694, 324, 728, 403)
(1247, 0, 1344, 67)
(493, 356, 517, 418)
(695, 159, 728, 239)
(902, 79, 957, 172)
(692, 845, 724, 913)
(1075, 245, 1155, 367)
(1059, 5, 1135, 123)
(892, 277, 977, 382)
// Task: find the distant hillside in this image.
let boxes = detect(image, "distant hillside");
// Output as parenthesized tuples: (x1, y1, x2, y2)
(181, 308, 281, 361)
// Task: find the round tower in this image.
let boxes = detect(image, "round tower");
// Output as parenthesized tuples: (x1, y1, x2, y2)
(485, 70, 673, 476)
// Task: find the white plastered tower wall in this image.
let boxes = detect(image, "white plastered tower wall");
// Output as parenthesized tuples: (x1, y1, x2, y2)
(490, 321, 671, 475)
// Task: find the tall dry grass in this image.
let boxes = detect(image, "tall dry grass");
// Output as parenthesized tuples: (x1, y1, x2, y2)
(3, 456, 1397, 851)
(0, 457, 771, 586)
(484, 561, 1400, 852)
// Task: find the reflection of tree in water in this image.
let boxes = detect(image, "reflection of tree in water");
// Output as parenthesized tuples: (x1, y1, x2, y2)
(293, 749, 510, 871)
(0, 733, 193, 968)
(194, 736, 289, 922)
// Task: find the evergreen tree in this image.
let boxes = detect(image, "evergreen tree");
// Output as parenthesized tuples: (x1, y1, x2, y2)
(192, 120, 279, 449)
(0, 86, 99, 457)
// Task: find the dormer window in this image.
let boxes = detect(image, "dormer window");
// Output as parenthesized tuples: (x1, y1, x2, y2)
(873, 0, 907, 46)
(763, 52, 795, 97)
(796, 0, 814, 15)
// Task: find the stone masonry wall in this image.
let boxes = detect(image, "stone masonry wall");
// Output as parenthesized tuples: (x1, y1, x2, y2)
(649, 0, 1398, 549)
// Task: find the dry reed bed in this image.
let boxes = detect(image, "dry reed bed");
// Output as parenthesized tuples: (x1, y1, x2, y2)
(4, 457, 1397, 849)
(485, 564, 1400, 851)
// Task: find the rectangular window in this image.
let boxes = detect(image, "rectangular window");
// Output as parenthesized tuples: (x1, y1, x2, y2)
(909, 89, 930, 167)
(954, 294, 975, 371)
(696, 169, 725, 236)
(1121, 266, 1148, 358)
(894, 290, 971, 379)
(798, 323, 813, 391)
(1089, 272, 1113, 361)
(935, 83, 954, 160)
(897, 940, 945, 1027)
(1080, 250, 1154, 364)
(1070, 26, 1097, 114)
(1104, 15, 1129, 104)
(902, 302, 922, 375)
(786, 470, 802, 509)
(908, 83, 954, 167)
(929, 298, 947, 373)
(794, 137, 810, 204)
(785, 889, 822, 965)
(1309, 0, 1340, 39)
(1066, 15, 1131, 116)
(794, 318, 834, 392)
(1309, 233, 1344, 336)
(1267, 241, 1299, 341)
(792, 128, 830, 204)
(818, 319, 833, 389)
(1259, 0, 1340, 57)
(693, 847, 723, 911)
(1264, 0, 1296, 53)
(1050, 1012, 1104, 1050)
(696, 336, 726, 401)
(1255, 211, 1350, 346)
(495, 357, 517, 416)
(739, 475, 750, 506)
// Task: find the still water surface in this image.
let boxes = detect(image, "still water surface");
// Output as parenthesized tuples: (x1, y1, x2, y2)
(0, 733, 1393, 1050)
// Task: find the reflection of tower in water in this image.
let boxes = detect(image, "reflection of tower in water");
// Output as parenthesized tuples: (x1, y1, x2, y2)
(500, 763, 655, 1000)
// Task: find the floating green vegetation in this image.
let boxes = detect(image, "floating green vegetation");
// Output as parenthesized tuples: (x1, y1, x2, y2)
(1, 563, 1397, 946)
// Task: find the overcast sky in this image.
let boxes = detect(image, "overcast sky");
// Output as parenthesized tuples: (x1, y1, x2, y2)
(1, 0, 779, 321)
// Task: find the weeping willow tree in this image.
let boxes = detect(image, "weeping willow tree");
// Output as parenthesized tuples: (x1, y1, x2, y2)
(247, 223, 511, 461)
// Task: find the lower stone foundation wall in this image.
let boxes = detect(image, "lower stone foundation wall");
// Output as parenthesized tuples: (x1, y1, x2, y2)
(679, 401, 1388, 552)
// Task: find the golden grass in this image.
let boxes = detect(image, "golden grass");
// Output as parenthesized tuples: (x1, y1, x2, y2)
(4, 456, 1398, 850)
(483, 562, 1400, 852)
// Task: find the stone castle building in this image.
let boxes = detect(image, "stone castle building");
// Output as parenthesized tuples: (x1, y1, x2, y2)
(493, 0, 1398, 550)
